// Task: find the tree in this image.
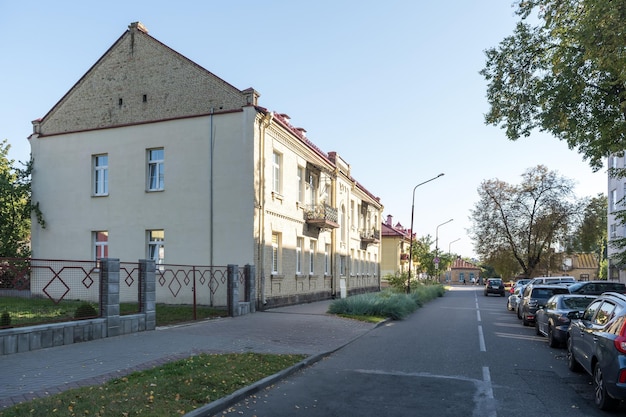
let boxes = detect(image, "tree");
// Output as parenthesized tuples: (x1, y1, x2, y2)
(470, 165, 583, 278)
(481, 0, 626, 170)
(566, 193, 607, 259)
(0, 140, 44, 258)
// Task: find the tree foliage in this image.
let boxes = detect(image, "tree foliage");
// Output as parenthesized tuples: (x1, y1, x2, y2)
(481, 0, 626, 170)
(470, 165, 583, 278)
(566, 193, 607, 259)
(410, 235, 453, 280)
(0, 139, 44, 257)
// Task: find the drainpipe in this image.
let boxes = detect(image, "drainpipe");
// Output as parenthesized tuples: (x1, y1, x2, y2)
(210, 108, 214, 269)
(258, 111, 273, 307)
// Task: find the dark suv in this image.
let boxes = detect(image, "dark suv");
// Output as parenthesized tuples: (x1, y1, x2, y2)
(567, 292, 626, 410)
(484, 278, 505, 297)
(568, 280, 626, 296)
(520, 284, 569, 326)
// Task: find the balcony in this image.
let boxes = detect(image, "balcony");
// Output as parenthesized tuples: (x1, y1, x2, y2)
(304, 204, 339, 229)
(360, 228, 380, 244)
(400, 253, 410, 262)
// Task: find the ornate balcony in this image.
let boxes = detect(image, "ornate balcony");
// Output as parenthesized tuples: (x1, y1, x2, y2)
(400, 253, 410, 262)
(360, 228, 380, 244)
(304, 204, 339, 229)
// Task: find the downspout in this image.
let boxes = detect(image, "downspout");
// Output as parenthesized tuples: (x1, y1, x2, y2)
(210, 108, 214, 287)
(258, 111, 273, 307)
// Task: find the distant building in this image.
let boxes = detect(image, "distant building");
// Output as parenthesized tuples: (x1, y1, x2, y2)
(448, 258, 481, 284)
(380, 215, 411, 278)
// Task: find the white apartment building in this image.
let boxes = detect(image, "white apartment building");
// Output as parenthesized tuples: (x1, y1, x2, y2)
(608, 153, 625, 282)
(28, 22, 383, 308)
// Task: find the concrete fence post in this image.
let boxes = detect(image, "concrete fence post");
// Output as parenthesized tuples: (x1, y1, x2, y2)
(245, 264, 256, 313)
(139, 259, 156, 330)
(100, 258, 120, 337)
(227, 264, 239, 317)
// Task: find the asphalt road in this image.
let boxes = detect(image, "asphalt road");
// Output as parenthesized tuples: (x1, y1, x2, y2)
(214, 286, 626, 417)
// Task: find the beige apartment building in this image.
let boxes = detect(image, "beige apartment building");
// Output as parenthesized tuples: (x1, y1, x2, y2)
(28, 22, 383, 308)
(380, 215, 411, 277)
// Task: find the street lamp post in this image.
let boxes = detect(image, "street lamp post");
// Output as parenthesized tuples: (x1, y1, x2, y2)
(435, 219, 453, 282)
(407, 173, 445, 293)
(446, 238, 460, 283)
(448, 238, 461, 256)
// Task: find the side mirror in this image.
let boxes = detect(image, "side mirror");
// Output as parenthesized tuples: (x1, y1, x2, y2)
(567, 311, 582, 320)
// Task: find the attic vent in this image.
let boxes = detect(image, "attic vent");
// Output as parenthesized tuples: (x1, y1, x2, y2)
(119, 98, 123, 106)
(143, 94, 147, 102)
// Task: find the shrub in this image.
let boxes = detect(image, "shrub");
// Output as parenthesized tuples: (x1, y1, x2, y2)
(74, 303, 98, 319)
(0, 310, 10, 327)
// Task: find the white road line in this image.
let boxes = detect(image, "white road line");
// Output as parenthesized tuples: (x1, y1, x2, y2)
(479, 366, 497, 417)
(478, 325, 486, 352)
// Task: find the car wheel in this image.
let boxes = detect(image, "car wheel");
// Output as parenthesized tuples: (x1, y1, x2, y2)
(517, 306, 522, 320)
(522, 313, 529, 326)
(547, 325, 559, 348)
(566, 337, 582, 373)
(500, 291, 505, 297)
(593, 362, 619, 410)
(535, 321, 541, 335)
(484, 291, 488, 296)
(507, 301, 512, 311)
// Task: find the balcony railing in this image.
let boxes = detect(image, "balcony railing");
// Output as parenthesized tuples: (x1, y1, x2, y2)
(360, 228, 380, 244)
(304, 204, 340, 229)
(400, 253, 410, 261)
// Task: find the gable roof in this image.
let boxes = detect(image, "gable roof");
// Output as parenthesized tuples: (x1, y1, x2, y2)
(451, 258, 480, 270)
(34, 22, 253, 137)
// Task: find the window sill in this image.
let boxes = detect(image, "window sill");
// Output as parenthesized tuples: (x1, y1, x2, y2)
(92, 194, 109, 198)
(270, 274, 284, 281)
(272, 191, 284, 201)
(146, 189, 165, 193)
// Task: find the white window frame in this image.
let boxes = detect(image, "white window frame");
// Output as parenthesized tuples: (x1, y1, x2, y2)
(309, 241, 316, 274)
(612, 189, 618, 212)
(147, 149, 164, 191)
(272, 232, 280, 273)
(93, 154, 108, 196)
(94, 231, 108, 260)
(297, 166, 305, 203)
(296, 237, 304, 274)
(325, 244, 330, 275)
(272, 152, 282, 194)
(148, 230, 165, 265)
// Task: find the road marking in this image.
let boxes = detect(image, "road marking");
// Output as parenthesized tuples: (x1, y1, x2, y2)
(478, 325, 486, 352)
(479, 366, 497, 417)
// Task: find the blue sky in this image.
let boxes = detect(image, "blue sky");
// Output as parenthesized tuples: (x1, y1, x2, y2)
(0, 1, 606, 259)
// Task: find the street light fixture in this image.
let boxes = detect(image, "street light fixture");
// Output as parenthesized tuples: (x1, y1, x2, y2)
(448, 238, 461, 255)
(435, 219, 453, 282)
(407, 173, 445, 293)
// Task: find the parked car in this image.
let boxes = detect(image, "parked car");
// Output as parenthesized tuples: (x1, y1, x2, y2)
(507, 286, 524, 312)
(509, 278, 531, 294)
(519, 284, 570, 326)
(568, 280, 626, 295)
(535, 294, 597, 347)
(527, 276, 576, 286)
(567, 292, 626, 410)
(484, 278, 505, 297)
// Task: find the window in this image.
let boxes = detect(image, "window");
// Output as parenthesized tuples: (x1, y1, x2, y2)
(309, 241, 316, 274)
(93, 154, 108, 196)
(296, 237, 304, 274)
(308, 173, 316, 205)
(340, 255, 346, 276)
(610, 223, 617, 239)
(94, 231, 108, 259)
(297, 166, 305, 202)
(325, 244, 330, 275)
(272, 152, 282, 194)
(272, 233, 280, 273)
(612, 189, 618, 211)
(350, 201, 355, 228)
(147, 149, 164, 191)
(595, 301, 616, 326)
(148, 230, 165, 265)
(341, 205, 346, 243)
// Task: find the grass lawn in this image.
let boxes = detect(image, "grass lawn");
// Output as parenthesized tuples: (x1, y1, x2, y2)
(0, 296, 226, 328)
(0, 353, 305, 417)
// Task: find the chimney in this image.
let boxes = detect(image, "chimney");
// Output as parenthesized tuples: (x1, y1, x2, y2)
(386, 215, 393, 226)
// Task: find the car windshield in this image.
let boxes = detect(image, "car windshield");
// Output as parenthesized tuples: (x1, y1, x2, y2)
(562, 297, 595, 310)
(533, 288, 568, 298)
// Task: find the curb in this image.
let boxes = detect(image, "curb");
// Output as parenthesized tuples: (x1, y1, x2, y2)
(184, 318, 390, 417)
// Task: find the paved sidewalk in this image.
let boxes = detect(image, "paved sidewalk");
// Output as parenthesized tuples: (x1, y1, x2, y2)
(0, 300, 378, 412)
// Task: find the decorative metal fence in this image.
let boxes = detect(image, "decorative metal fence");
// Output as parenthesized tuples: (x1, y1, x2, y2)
(0, 258, 100, 329)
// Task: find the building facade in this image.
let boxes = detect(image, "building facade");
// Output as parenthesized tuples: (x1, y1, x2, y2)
(380, 215, 411, 277)
(28, 22, 383, 309)
(608, 153, 625, 281)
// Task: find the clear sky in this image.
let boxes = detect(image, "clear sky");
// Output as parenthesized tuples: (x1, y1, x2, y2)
(0, 1, 606, 259)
